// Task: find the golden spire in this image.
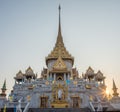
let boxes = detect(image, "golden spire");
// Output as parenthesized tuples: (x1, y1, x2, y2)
(2, 79, 6, 91)
(46, 5, 74, 65)
(112, 79, 119, 97)
(113, 79, 117, 89)
(0, 79, 7, 97)
(56, 5, 63, 45)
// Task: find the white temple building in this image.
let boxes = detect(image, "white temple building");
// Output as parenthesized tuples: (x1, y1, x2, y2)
(0, 5, 120, 112)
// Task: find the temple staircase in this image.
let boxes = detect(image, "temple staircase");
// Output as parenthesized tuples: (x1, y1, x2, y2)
(28, 108, 91, 112)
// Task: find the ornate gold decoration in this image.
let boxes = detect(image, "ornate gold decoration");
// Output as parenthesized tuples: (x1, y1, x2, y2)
(70, 77, 73, 80)
(57, 76, 63, 81)
(28, 85, 34, 90)
(53, 56, 67, 71)
(51, 83, 69, 108)
(27, 95, 31, 101)
(45, 81, 49, 85)
(85, 84, 92, 89)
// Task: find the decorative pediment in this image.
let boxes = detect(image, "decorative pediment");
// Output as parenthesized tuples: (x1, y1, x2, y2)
(25, 66, 35, 76)
(53, 56, 67, 70)
(95, 70, 105, 81)
(14, 70, 24, 79)
(86, 66, 94, 74)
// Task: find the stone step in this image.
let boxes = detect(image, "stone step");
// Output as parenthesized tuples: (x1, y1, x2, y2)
(28, 108, 91, 112)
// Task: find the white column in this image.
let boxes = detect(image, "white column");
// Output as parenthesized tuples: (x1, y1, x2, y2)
(68, 73, 70, 80)
(64, 73, 66, 81)
(47, 74, 49, 80)
(54, 73, 56, 81)
(50, 73, 52, 81)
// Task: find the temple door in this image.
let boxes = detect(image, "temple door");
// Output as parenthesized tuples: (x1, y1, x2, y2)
(72, 97, 80, 108)
(40, 96, 48, 108)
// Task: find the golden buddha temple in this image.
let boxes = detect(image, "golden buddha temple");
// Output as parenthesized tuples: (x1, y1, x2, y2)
(0, 5, 120, 112)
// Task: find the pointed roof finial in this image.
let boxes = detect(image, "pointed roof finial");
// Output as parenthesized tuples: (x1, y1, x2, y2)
(112, 79, 119, 97)
(57, 5, 63, 44)
(113, 79, 117, 89)
(59, 4, 61, 11)
(2, 79, 6, 90)
(46, 5, 74, 66)
(0, 79, 7, 97)
(58, 5, 61, 28)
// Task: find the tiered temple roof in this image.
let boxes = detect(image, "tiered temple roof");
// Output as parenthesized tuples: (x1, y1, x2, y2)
(46, 5, 74, 65)
(14, 70, 24, 80)
(95, 70, 105, 81)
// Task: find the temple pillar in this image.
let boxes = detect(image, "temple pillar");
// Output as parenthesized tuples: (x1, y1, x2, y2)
(47, 74, 49, 80)
(68, 73, 70, 80)
(64, 73, 66, 81)
(54, 73, 56, 80)
(50, 73, 52, 81)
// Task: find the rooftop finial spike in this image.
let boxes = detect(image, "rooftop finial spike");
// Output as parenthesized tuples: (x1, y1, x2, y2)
(57, 5, 63, 44)
(59, 5, 61, 27)
(46, 5, 74, 65)
(113, 79, 117, 89)
(112, 79, 119, 97)
(59, 4, 61, 11)
(2, 79, 6, 90)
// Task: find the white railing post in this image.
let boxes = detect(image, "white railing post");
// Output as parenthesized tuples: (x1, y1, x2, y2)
(23, 102, 30, 112)
(89, 101, 95, 112)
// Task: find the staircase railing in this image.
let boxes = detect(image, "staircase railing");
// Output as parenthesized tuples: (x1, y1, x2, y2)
(89, 101, 95, 112)
(23, 102, 30, 112)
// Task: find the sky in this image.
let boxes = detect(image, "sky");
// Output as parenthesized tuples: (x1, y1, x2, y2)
(0, 0, 120, 95)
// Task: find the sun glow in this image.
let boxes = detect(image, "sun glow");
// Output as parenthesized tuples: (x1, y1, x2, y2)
(106, 89, 110, 95)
